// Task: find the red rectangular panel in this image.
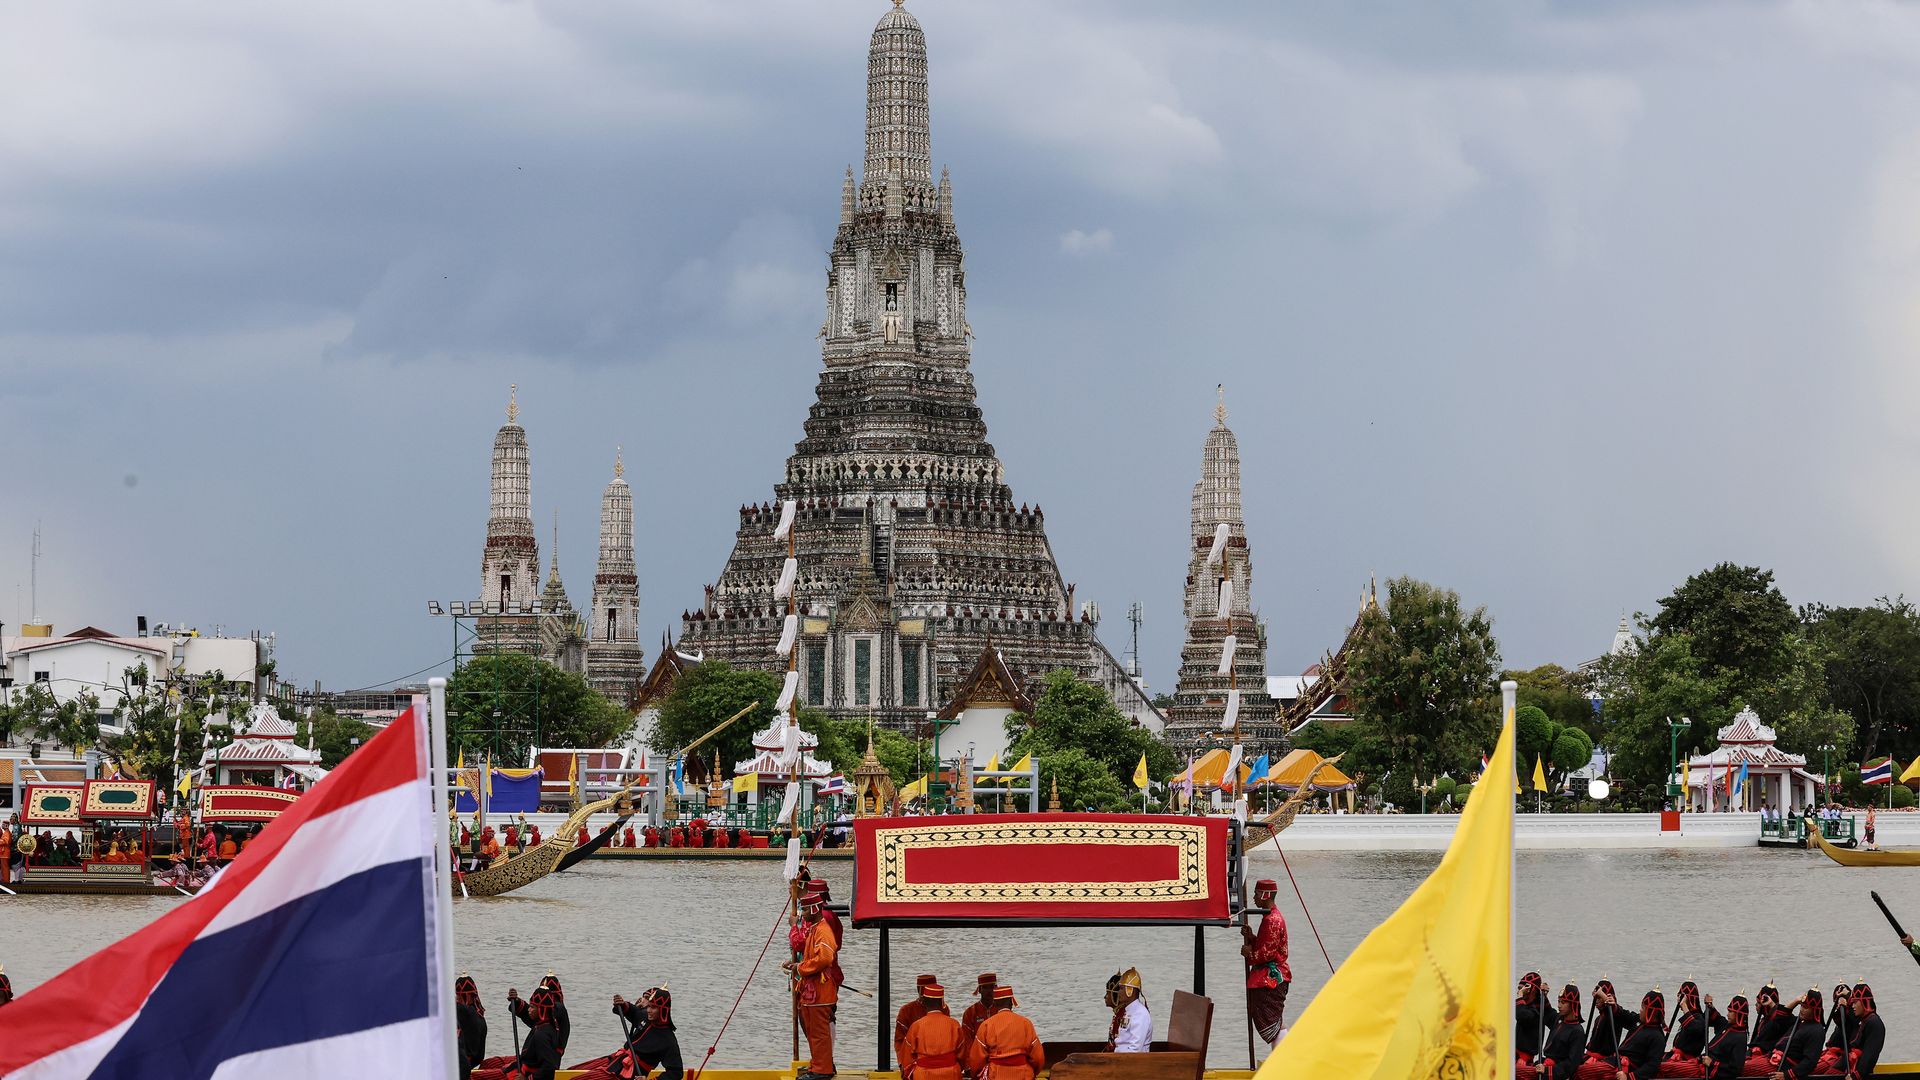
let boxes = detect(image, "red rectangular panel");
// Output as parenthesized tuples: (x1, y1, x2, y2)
(852, 814, 1231, 925)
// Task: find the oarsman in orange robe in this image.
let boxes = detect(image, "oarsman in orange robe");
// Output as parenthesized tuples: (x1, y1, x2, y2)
(175, 816, 193, 869)
(0, 827, 12, 883)
(963, 985, 1044, 1080)
(960, 973, 998, 1063)
(786, 893, 840, 1080)
(903, 982, 965, 1080)
(894, 974, 940, 1067)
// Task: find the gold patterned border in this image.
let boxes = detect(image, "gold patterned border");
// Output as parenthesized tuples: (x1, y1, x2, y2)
(874, 821, 1212, 904)
(23, 785, 83, 825)
(81, 780, 156, 819)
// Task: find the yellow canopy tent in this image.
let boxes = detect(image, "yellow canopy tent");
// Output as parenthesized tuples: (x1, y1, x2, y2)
(1169, 747, 1252, 792)
(1264, 749, 1356, 791)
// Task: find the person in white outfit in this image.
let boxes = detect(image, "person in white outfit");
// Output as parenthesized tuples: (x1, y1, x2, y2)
(1105, 967, 1152, 1053)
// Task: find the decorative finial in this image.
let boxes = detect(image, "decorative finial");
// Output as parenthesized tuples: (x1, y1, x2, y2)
(1214, 383, 1227, 427)
(507, 384, 519, 424)
(614, 446, 624, 480)
(892, 0, 904, 7)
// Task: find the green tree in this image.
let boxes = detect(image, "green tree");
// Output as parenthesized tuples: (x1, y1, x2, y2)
(1505, 664, 1598, 738)
(296, 709, 379, 769)
(1804, 598, 1920, 761)
(1649, 563, 1798, 698)
(1514, 705, 1554, 765)
(1288, 719, 1390, 795)
(1589, 633, 1728, 788)
(9, 685, 103, 753)
(646, 662, 780, 769)
(800, 712, 925, 786)
(1004, 670, 1178, 802)
(1346, 576, 1501, 787)
(1550, 729, 1593, 775)
(447, 653, 629, 763)
(1036, 746, 1131, 812)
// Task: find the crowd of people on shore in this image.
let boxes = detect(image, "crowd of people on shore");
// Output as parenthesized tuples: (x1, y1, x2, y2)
(1516, 976, 1887, 1078)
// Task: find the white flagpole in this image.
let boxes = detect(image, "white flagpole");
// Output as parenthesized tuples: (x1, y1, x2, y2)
(426, 680, 459, 1078)
(1502, 680, 1517, 1029)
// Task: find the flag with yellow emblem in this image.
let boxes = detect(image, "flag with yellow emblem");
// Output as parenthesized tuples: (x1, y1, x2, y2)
(1255, 686, 1515, 1078)
(1133, 753, 1150, 791)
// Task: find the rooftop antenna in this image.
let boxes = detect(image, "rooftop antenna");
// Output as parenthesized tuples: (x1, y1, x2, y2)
(29, 521, 41, 625)
(1126, 601, 1144, 679)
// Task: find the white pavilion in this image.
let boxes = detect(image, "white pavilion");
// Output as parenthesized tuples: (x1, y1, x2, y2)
(1682, 707, 1823, 812)
(198, 702, 328, 789)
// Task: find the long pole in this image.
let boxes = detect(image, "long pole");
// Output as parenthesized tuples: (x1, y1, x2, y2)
(426, 681, 459, 1078)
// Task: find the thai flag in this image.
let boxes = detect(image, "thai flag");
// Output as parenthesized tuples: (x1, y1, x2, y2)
(1863, 757, 1895, 785)
(0, 702, 453, 1079)
(817, 775, 849, 798)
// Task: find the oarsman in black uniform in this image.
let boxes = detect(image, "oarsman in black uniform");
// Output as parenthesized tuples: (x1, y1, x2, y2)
(608, 986, 685, 1080)
(0, 964, 13, 1007)
(1703, 994, 1750, 1080)
(1540, 984, 1587, 1079)
(516, 987, 566, 1080)
(1516, 972, 1555, 1080)
(454, 973, 488, 1079)
(509, 973, 571, 1062)
(1762, 988, 1824, 1080)
(1663, 980, 1723, 1076)
(1847, 982, 1887, 1078)
(1612, 989, 1667, 1080)
(1815, 984, 1853, 1077)
(1749, 984, 1792, 1069)
(1581, 979, 1639, 1077)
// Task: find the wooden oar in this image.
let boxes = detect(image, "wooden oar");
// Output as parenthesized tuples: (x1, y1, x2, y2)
(1871, 891, 1920, 967)
(509, 998, 523, 1065)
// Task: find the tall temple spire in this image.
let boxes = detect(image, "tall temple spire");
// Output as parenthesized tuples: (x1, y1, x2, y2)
(682, 7, 1161, 736)
(1165, 390, 1281, 755)
(480, 386, 540, 652)
(587, 447, 646, 702)
(865, 3, 930, 185)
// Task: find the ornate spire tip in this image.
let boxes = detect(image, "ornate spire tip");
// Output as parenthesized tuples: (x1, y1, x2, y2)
(507, 384, 519, 424)
(614, 446, 624, 480)
(1214, 383, 1227, 427)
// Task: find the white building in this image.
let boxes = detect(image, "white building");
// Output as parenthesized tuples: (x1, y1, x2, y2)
(1682, 707, 1823, 813)
(1, 625, 266, 745)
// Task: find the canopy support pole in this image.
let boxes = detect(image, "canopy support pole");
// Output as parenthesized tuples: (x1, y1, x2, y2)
(878, 926, 893, 1072)
(1194, 925, 1206, 996)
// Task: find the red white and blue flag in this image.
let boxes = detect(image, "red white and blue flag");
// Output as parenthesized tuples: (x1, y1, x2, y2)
(1863, 757, 1895, 786)
(0, 705, 452, 1079)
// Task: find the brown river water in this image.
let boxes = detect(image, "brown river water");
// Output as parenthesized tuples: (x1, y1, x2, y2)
(5, 848, 1919, 1068)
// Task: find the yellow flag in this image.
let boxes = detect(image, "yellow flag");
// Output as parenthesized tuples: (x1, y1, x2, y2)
(1258, 693, 1514, 1078)
(1133, 753, 1150, 791)
(984, 754, 1000, 776)
(176, 768, 193, 800)
(731, 772, 758, 794)
(899, 774, 928, 801)
(1901, 756, 1920, 784)
(1004, 753, 1032, 785)
(1680, 759, 1691, 805)
(1531, 755, 1548, 793)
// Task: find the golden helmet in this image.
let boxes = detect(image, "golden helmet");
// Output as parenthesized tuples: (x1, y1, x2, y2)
(1105, 967, 1143, 1007)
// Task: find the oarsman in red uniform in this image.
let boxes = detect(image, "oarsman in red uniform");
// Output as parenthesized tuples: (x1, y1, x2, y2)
(963, 984, 1044, 1080)
(1703, 994, 1750, 1080)
(1516, 972, 1551, 1079)
(623, 826, 636, 849)
(1813, 984, 1854, 1077)
(1842, 982, 1886, 1077)
(689, 819, 707, 848)
(903, 982, 965, 1080)
(894, 974, 940, 1067)
(504, 822, 520, 850)
(577, 826, 590, 847)
(715, 827, 731, 849)
(1242, 878, 1291, 1048)
(960, 973, 998, 1063)
(642, 825, 658, 848)
(787, 892, 840, 1080)
(528, 825, 542, 847)
(1577, 980, 1638, 1079)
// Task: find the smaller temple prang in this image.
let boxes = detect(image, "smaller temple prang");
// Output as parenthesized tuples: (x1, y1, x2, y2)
(587, 448, 647, 704)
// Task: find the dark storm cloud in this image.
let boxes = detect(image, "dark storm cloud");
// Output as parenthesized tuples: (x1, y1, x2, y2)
(1, 0, 1915, 692)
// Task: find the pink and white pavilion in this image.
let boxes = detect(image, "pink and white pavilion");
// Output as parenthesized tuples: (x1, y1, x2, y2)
(733, 717, 832, 808)
(1681, 707, 1823, 813)
(198, 702, 327, 790)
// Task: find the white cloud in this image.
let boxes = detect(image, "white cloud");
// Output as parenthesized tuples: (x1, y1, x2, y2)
(1060, 227, 1115, 256)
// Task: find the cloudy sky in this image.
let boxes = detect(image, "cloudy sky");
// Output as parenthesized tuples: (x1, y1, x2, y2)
(2, 0, 1916, 693)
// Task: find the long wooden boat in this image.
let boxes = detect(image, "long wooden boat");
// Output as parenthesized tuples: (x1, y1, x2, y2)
(1243, 756, 1344, 849)
(552, 813, 631, 874)
(457, 787, 636, 898)
(1812, 828, 1920, 867)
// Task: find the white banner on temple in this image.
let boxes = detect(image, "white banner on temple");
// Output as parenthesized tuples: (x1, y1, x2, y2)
(1216, 635, 1237, 675)
(776, 614, 799, 658)
(774, 558, 798, 600)
(1216, 579, 1234, 618)
(773, 500, 797, 541)
(783, 836, 803, 880)
(781, 721, 803, 765)
(776, 671, 799, 712)
(1223, 745, 1244, 795)
(1205, 522, 1229, 567)
(1220, 689, 1241, 731)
